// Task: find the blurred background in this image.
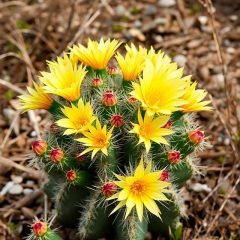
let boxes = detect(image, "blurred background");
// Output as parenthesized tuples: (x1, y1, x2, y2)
(0, 0, 239, 239)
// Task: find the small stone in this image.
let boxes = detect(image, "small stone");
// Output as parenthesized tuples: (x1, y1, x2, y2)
(26, 180, 35, 185)
(224, 138, 230, 146)
(230, 15, 238, 21)
(30, 131, 37, 137)
(201, 25, 212, 33)
(144, 5, 157, 16)
(154, 17, 167, 25)
(173, 54, 187, 67)
(226, 47, 235, 54)
(198, 15, 208, 25)
(57, 26, 64, 33)
(23, 188, 33, 196)
(9, 184, 23, 195)
(217, 136, 223, 143)
(11, 175, 23, 184)
(0, 182, 15, 196)
(214, 74, 224, 83)
(190, 183, 211, 193)
(154, 35, 163, 43)
(3, 108, 15, 120)
(133, 20, 142, 28)
(129, 28, 146, 41)
(116, 5, 127, 16)
(158, 0, 176, 7)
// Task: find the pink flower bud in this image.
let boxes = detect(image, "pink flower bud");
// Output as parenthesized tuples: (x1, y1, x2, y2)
(107, 66, 118, 75)
(102, 90, 117, 107)
(110, 114, 124, 127)
(188, 130, 204, 144)
(163, 120, 172, 129)
(66, 170, 77, 181)
(91, 78, 103, 87)
(160, 170, 169, 181)
(32, 221, 48, 237)
(102, 182, 117, 197)
(32, 140, 47, 156)
(50, 148, 64, 163)
(168, 150, 181, 165)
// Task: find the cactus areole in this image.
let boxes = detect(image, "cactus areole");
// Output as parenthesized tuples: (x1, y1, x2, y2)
(20, 39, 212, 239)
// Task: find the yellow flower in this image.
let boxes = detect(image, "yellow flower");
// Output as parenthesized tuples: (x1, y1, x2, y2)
(76, 119, 114, 159)
(131, 56, 187, 115)
(68, 46, 79, 65)
(19, 81, 53, 112)
(116, 44, 147, 81)
(56, 99, 95, 135)
(130, 110, 174, 152)
(125, 44, 147, 57)
(109, 158, 171, 221)
(40, 54, 86, 101)
(181, 78, 212, 112)
(70, 38, 121, 70)
(146, 47, 171, 66)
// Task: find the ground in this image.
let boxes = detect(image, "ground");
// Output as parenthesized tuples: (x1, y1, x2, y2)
(0, 0, 239, 239)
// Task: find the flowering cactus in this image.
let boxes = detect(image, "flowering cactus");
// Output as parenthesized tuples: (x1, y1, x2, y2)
(20, 39, 212, 239)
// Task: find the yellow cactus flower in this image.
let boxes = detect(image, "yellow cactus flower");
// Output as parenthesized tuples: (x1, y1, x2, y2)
(131, 55, 188, 115)
(76, 119, 114, 159)
(68, 45, 79, 65)
(19, 81, 53, 112)
(70, 38, 121, 70)
(40, 55, 86, 101)
(116, 44, 147, 81)
(130, 110, 174, 152)
(109, 158, 171, 222)
(146, 47, 171, 66)
(56, 99, 95, 135)
(181, 78, 212, 112)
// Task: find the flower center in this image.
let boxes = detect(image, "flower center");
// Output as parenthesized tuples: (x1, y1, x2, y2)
(130, 181, 146, 196)
(95, 135, 108, 148)
(75, 119, 88, 129)
(139, 124, 153, 139)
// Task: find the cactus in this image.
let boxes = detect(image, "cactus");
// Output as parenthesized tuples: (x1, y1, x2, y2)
(20, 39, 212, 239)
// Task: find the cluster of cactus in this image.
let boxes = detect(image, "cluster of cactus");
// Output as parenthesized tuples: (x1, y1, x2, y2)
(19, 39, 211, 240)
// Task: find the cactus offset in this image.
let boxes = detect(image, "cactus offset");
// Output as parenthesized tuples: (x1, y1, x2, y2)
(20, 39, 212, 239)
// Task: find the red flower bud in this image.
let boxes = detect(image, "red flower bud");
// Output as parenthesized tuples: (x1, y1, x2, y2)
(66, 170, 77, 181)
(102, 182, 117, 197)
(50, 123, 58, 134)
(91, 78, 103, 87)
(32, 221, 48, 237)
(50, 148, 64, 163)
(110, 114, 124, 127)
(102, 90, 117, 107)
(32, 140, 47, 156)
(128, 96, 137, 104)
(163, 120, 172, 129)
(188, 130, 204, 144)
(107, 66, 118, 75)
(168, 150, 181, 165)
(160, 170, 169, 181)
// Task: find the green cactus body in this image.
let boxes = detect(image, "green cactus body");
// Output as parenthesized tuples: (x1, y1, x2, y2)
(22, 39, 211, 239)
